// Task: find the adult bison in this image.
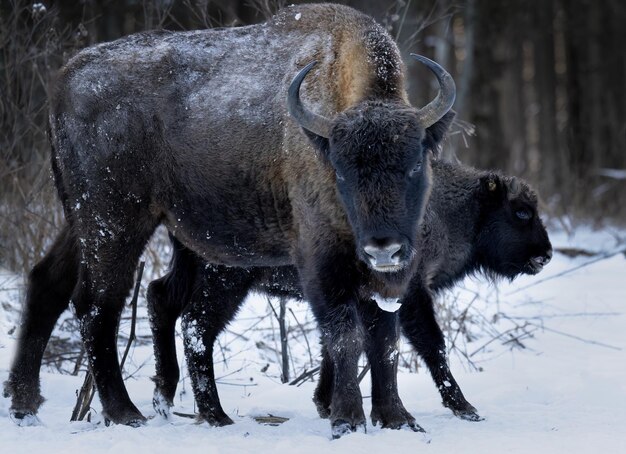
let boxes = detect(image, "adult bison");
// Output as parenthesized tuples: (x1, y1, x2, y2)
(147, 160, 553, 429)
(4, 3, 455, 436)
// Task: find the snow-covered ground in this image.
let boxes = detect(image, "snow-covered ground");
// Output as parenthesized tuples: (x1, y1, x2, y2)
(1, 227, 625, 453)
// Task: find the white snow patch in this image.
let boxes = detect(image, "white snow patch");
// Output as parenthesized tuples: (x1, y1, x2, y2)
(31, 3, 46, 15)
(295, 13, 302, 20)
(184, 319, 206, 355)
(10, 412, 42, 427)
(372, 293, 402, 313)
(153, 390, 171, 418)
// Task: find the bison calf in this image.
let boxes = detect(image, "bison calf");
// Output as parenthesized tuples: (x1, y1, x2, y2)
(147, 159, 552, 428)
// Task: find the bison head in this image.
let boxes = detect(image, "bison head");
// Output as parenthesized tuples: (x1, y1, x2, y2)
(476, 174, 553, 279)
(288, 55, 455, 279)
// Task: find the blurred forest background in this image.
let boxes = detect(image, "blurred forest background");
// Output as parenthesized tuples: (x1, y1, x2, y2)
(1, 0, 625, 274)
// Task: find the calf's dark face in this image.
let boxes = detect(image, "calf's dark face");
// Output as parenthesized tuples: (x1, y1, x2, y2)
(322, 104, 454, 276)
(477, 175, 553, 279)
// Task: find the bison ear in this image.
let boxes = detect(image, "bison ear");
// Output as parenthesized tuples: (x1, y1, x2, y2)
(422, 110, 455, 157)
(479, 173, 506, 203)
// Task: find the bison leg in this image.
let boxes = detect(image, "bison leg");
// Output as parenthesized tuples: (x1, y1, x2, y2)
(4, 225, 78, 424)
(72, 226, 155, 426)
(181, 267, 254, 426)
(399, 285, 482, 421)
(303, 274, 364, 438)
(300, 252, 366, 438)
(322, 303, 366, 439)
(312, 344, 334, 419)
(361, 303, 424, 432)
(148, 239, 200, 417)
(314, 303, 424, 431)
(181, 299, 232, 426)
(147, 276, 184, 417)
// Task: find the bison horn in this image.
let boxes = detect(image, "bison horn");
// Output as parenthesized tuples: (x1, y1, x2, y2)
(288, 61, 332, 139)
(411, 54, 456, 128)
(508, 177, 521, 198)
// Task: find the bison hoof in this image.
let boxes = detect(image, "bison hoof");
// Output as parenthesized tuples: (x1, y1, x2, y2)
(452, 407, 484, 422)
(103, 407, 147, 427)
(152, 390, 173, 418)
(331, 419, 366, 439)
(313, 398, 331, 419)
(444, 399, 483, 421)
(402, 421, 426, 432)
(104, 416, 146, 428)
(4, 378, 46, 415)
(9, 410, 43, 427)
(199, 411, 234, 427)
(371, 405, 424, 432)
(312, 385, 332, 419)
(127, 417, 147, 428)
(104, 416, 147, 428)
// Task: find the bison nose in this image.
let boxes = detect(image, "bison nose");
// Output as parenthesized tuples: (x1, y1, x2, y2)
(534, 249, 552, 266)
(532, 249, 552, 267)
(363, 241, 403, 270)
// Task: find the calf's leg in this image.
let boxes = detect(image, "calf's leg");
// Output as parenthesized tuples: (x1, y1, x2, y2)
(148, 239, 199, 416)
(399, 285, 482, 421)
(148, 276, 185, 416)
(312, 344, 334, 419)
(4, 225, 77, 424)
(181, 266, 255, 425)
(148, 240, 256, 425)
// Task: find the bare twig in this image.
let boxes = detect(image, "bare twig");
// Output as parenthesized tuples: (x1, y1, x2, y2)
(289, 366, 320, 387)
(278, 297, 289, 383)
(358, 363, 371, 384)
(289, 307, 315, 368)
(469, 323, 534, 358)
(69, 368, 95, 422)
(120, 261, 145, 369)
(267, 297, 290, 383)
(253, 414, 289, 425)
(528, 322, 622, 351)
(172, 411, 196, 419)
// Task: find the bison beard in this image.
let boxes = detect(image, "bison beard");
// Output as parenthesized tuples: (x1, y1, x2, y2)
(4, 3, 456, 438)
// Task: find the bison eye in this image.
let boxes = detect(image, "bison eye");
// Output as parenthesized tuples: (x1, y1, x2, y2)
(515, 209, 531, 221)
(409, 162, 422, 177)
